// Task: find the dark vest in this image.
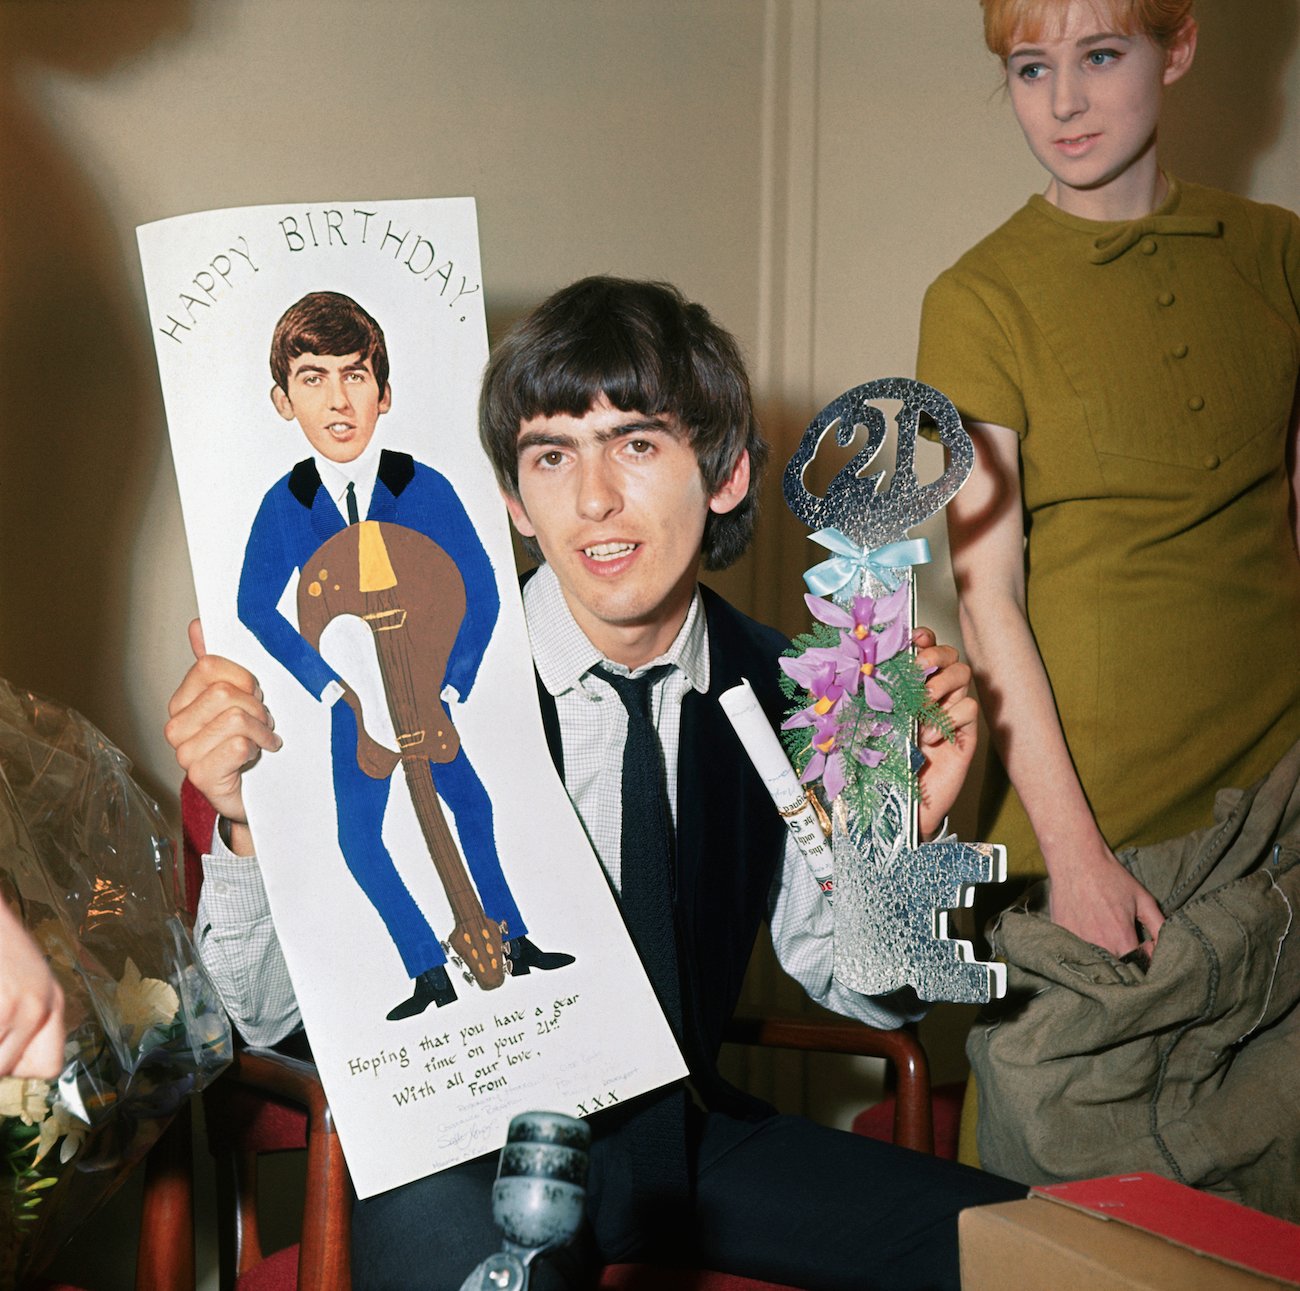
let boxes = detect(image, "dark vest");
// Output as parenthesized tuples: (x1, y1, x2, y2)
(532, 582, 790, 1114)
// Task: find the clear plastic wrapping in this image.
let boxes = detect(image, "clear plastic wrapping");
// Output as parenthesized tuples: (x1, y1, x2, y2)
(0, 680, 231, 1285)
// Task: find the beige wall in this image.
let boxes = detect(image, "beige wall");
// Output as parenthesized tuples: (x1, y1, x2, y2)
(3, 0, 1294, 807)
(2, 0, 1297, 1278)
(2, 0, 776, 807)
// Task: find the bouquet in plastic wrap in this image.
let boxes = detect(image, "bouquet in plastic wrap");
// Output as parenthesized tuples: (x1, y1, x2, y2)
(0, 679, 231, 1287)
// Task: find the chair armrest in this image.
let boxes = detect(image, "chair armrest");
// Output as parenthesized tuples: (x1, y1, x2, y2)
(219, 1047, 353, 1290)
(233, 1048, 332, 1118)
(135, 1100, 196, 1291)
(724, 1016, 934, 1154)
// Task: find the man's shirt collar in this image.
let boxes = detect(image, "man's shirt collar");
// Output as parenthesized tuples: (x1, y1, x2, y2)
(524, 563, 709, 696)
(312, 436, 384, 522)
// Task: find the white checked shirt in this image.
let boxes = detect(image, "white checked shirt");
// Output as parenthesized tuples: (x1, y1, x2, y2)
(524, 563, 703, 895)
(524, 565, 911, 1030)
(195, 564, 912, 1045)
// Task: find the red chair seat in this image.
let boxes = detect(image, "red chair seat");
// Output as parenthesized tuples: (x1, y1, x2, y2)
(207, 1083, 309, 1155)
(235, 1245, 300, 1291)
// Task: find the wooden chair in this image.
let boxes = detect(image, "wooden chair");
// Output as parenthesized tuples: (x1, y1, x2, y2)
(852, 1079, 965, 1163)
(182, 780, 351, 1291)
(182, 781, 936, 1291)
(203, 1047, 352, 1291)
(134, 1102, 200, 1291)
(33, 1092, 196, 1291)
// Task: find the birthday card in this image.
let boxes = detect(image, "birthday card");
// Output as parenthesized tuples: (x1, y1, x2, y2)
(138, 199, 683, 1197)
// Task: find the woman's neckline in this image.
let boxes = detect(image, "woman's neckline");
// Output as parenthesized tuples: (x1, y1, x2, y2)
(1027, 175, 1183, 232)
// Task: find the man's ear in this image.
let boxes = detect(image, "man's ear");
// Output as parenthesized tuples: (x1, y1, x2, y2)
(1163, 17, 1197, 86)
(379, 382, 392, 415)
(501, 489, 537, 538)
(707, 450, 751, 516)
(270, 385, 295, 421)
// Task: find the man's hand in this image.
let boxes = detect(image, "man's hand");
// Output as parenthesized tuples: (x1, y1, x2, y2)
(913, 627, 978, 842)
(1047, 834, 1164, 959)
(0, 902, 65, 1079)
(164, 620, 280, 855)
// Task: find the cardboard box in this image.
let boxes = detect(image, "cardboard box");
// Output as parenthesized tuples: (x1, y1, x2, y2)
(961, 1173, 1300, 1290)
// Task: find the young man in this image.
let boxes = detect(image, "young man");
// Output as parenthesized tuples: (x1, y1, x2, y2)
(167, 277, 1021, 1290)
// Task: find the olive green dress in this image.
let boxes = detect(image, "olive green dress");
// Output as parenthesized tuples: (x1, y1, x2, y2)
(917, 178, 1300, 878)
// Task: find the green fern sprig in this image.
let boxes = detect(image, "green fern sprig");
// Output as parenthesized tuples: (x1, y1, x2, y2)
(780, 723, 814, 774)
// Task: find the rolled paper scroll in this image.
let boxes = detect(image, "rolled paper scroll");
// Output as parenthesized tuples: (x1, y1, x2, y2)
(719, 679, 834, 901)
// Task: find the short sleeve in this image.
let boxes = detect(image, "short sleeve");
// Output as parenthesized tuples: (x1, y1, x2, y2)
(1229, 191, 1300, 336)
(1272, 204, 1300, 327)
(917, 267, 1028, 438)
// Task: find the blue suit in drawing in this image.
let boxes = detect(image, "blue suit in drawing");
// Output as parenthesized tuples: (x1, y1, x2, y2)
(238, 448, 526, 978)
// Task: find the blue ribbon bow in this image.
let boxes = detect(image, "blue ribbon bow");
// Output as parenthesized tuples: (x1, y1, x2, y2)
(802, 528, 931, 595)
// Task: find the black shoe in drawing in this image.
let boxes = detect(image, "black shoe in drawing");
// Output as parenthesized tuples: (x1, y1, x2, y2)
(386, 965, 458, 1020)
(506, 936, 576, 976)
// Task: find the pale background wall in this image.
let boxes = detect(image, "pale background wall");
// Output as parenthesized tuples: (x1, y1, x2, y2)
(1, 0, 1295, 1284)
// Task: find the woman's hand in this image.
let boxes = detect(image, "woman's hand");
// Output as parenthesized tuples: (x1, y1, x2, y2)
(1046, 833, 1164, 958)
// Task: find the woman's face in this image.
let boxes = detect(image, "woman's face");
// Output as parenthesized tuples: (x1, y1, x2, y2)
(1005, 1, 1195, 218)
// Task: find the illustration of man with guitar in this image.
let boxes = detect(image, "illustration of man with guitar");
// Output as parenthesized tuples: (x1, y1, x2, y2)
(237, 290, 573, 1021)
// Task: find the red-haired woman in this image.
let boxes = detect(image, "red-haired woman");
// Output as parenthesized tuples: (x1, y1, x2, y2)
(919, 1, 1300, 960)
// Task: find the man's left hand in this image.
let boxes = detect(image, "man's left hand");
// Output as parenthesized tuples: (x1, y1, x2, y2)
(912, 627, 978, 841)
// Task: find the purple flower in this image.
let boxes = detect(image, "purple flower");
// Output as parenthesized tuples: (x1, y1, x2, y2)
(794, 709, 888, 801)
(781, 587, 915, 801)
(779, 649, 847, 719)
(799, 711, 848, 799)
(804, 584, 909, 640)
(826, 615, 909, 711)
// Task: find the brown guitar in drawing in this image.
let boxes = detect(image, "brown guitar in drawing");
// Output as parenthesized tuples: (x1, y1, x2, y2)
(297, 519, 506, 990)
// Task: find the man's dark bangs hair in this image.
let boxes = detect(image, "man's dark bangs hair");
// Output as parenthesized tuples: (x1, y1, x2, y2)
(480, 276, 766, 570)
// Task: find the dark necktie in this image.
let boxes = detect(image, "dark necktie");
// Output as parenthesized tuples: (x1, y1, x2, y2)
(345, 481, 360, 525)
(590, 663, 682, 1032)
(590, 662, 690, 1232)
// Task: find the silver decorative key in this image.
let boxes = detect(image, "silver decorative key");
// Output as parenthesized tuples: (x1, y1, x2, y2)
(783, 379, 1007, 1004)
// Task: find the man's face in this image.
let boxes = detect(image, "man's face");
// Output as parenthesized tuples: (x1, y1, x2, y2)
(504, 395, 749, 668)
(271, 351, 391, 463)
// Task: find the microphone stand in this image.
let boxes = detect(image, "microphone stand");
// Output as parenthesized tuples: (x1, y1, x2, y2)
(458, 1111, 591, 1291)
